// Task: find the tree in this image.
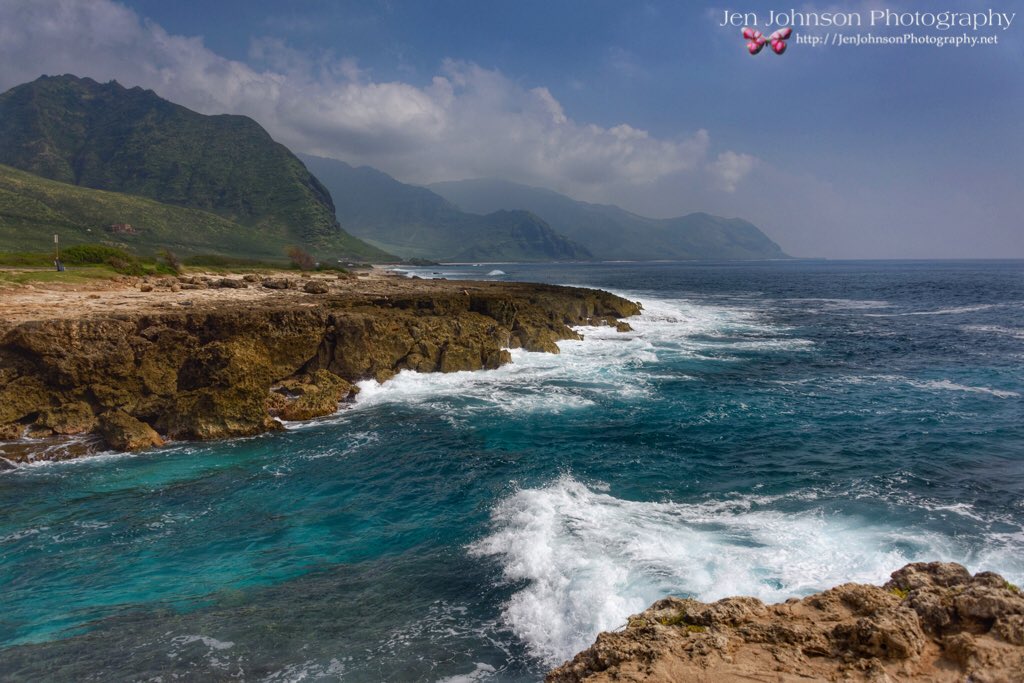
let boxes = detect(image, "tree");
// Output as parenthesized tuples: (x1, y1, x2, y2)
(160, 248, 182, 274)
(287, 246, 316, 271)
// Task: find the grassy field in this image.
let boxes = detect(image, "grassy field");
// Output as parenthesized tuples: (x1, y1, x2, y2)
(0, 164, 390, 263)
(0, 264, 126, 287)
(0, 241, 362, 287)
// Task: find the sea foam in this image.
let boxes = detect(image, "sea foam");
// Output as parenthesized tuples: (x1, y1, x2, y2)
(342, 293, 806, 422)
(470, 476, 1020, 666)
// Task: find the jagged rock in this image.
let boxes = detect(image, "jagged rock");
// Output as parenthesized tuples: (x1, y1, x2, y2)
(0, 422, 23, 440)
(140, 283, 154, 292)
(242, 274, 262, 283)
(0, 457, 17, 471)
(98, 410, 163, 451)
(0, 280, 639, 457)
(216, 278, 247, 289)
(158, 338, 281, 440)
(303, 280, 330, 294)
(0, 374, 50, 425)
(35, 401, 97, 435)
(262, 278, 292, 290)
(616, 321, 633, 332)
(547, 562, 1024, 683)
(271, 369, 357, 421)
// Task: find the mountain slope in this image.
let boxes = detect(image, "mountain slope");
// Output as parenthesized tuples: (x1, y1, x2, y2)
(0, 74, 390, 261)
(0, 163, 340, 260)
(430, 178, 788, 260)
(300, 155, 590, 262)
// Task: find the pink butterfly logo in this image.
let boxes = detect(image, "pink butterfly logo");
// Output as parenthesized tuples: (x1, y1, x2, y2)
(743, 27, 792, 55)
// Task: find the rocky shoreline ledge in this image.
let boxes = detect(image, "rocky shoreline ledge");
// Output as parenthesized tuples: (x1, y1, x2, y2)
(548, 562, 1024, 682)
(0, 271, 639, 462)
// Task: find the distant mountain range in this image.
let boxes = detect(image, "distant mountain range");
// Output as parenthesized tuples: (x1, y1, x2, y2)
(430, 179, 788, 261)
(0, 75, 390, 261)
(0, 74, 787, 263)
(300, 155, 590, 262)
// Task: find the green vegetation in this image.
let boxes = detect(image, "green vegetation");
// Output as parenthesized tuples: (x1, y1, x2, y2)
(60, 244, 149, 275)
(627, 616, 648, 629)
(301, 154, 591, 262)
(0, 75, 393, 262)
(61, 244, 132, 264)
(0, 265, 123, 287)
(160, 248, 183, 274)
(658, 611, 689, 627)
(656, 610, 708, 633)
(0, 244, 177, 280)
(0, 243, 355, 285)
(0, 164, 389, 262)
(889, 587, 910, 599)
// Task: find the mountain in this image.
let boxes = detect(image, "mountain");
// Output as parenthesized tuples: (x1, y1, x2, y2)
(430, 179, 788, 261)
(300, 154, 590, 262)
(0, 74, 390, 261)
(0, 163, 348, 260)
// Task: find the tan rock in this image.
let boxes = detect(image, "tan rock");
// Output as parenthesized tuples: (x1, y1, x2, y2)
(272, 370, 357, 421)
(36, 401, 98, 435)
(0, 278, 639, 458)
(303, 280, 330, 294)
(0, 422, 23, 440)
(98, 410, 163, 451)
(548, 563, 1024, 683)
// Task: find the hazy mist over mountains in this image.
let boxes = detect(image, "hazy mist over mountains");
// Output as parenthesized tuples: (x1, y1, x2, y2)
(430, 179, 787, 261)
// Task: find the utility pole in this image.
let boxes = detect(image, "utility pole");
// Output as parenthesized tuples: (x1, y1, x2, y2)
(54, 234, 64, 272)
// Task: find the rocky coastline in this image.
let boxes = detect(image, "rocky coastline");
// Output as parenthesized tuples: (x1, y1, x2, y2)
(547, 562, 1024, 682)
(0, 272, 640, 463)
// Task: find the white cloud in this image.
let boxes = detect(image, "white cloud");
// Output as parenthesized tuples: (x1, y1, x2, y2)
(0, 0, 756, 200)
(709, 151, 757, 192)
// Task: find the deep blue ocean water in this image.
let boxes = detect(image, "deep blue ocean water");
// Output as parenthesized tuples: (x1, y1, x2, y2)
(1, 260, 1022, 681)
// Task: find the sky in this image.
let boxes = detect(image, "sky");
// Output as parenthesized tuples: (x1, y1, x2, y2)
(0, 0, 1021, 258)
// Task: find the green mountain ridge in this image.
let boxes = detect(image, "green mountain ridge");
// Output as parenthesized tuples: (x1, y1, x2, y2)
(429, 178, 789, 261)
(0, 163, 358, 261)
(300, 154, 591, 262)
(0, 74, 390, 261)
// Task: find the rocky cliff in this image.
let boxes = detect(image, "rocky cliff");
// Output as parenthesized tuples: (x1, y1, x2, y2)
(548, 562, 1024, 683)
(0, 276, 639, 460)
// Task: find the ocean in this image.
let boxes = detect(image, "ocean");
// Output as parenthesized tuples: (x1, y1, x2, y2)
(1, 260, 1022, 681)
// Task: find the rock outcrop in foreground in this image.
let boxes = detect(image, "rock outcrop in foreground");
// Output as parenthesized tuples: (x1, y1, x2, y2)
(548, 563, 1024, 683)
(0, 275, 639, 459)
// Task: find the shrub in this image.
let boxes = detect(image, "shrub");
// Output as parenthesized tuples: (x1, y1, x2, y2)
(62, 244, 133, 264)
(105, 255, 145, 276)
(287, 246, 316, 271)
(160, 248, 182, 274)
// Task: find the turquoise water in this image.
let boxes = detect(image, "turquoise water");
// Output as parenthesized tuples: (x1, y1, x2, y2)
(1, 260, 1022, 681)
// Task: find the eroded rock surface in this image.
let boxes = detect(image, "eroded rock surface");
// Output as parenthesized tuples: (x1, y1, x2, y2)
(547, 562, 1024, 683)
(0, 277, 639, 457)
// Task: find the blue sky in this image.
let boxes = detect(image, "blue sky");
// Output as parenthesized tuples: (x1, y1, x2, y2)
(1, 0, 1021, 257)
